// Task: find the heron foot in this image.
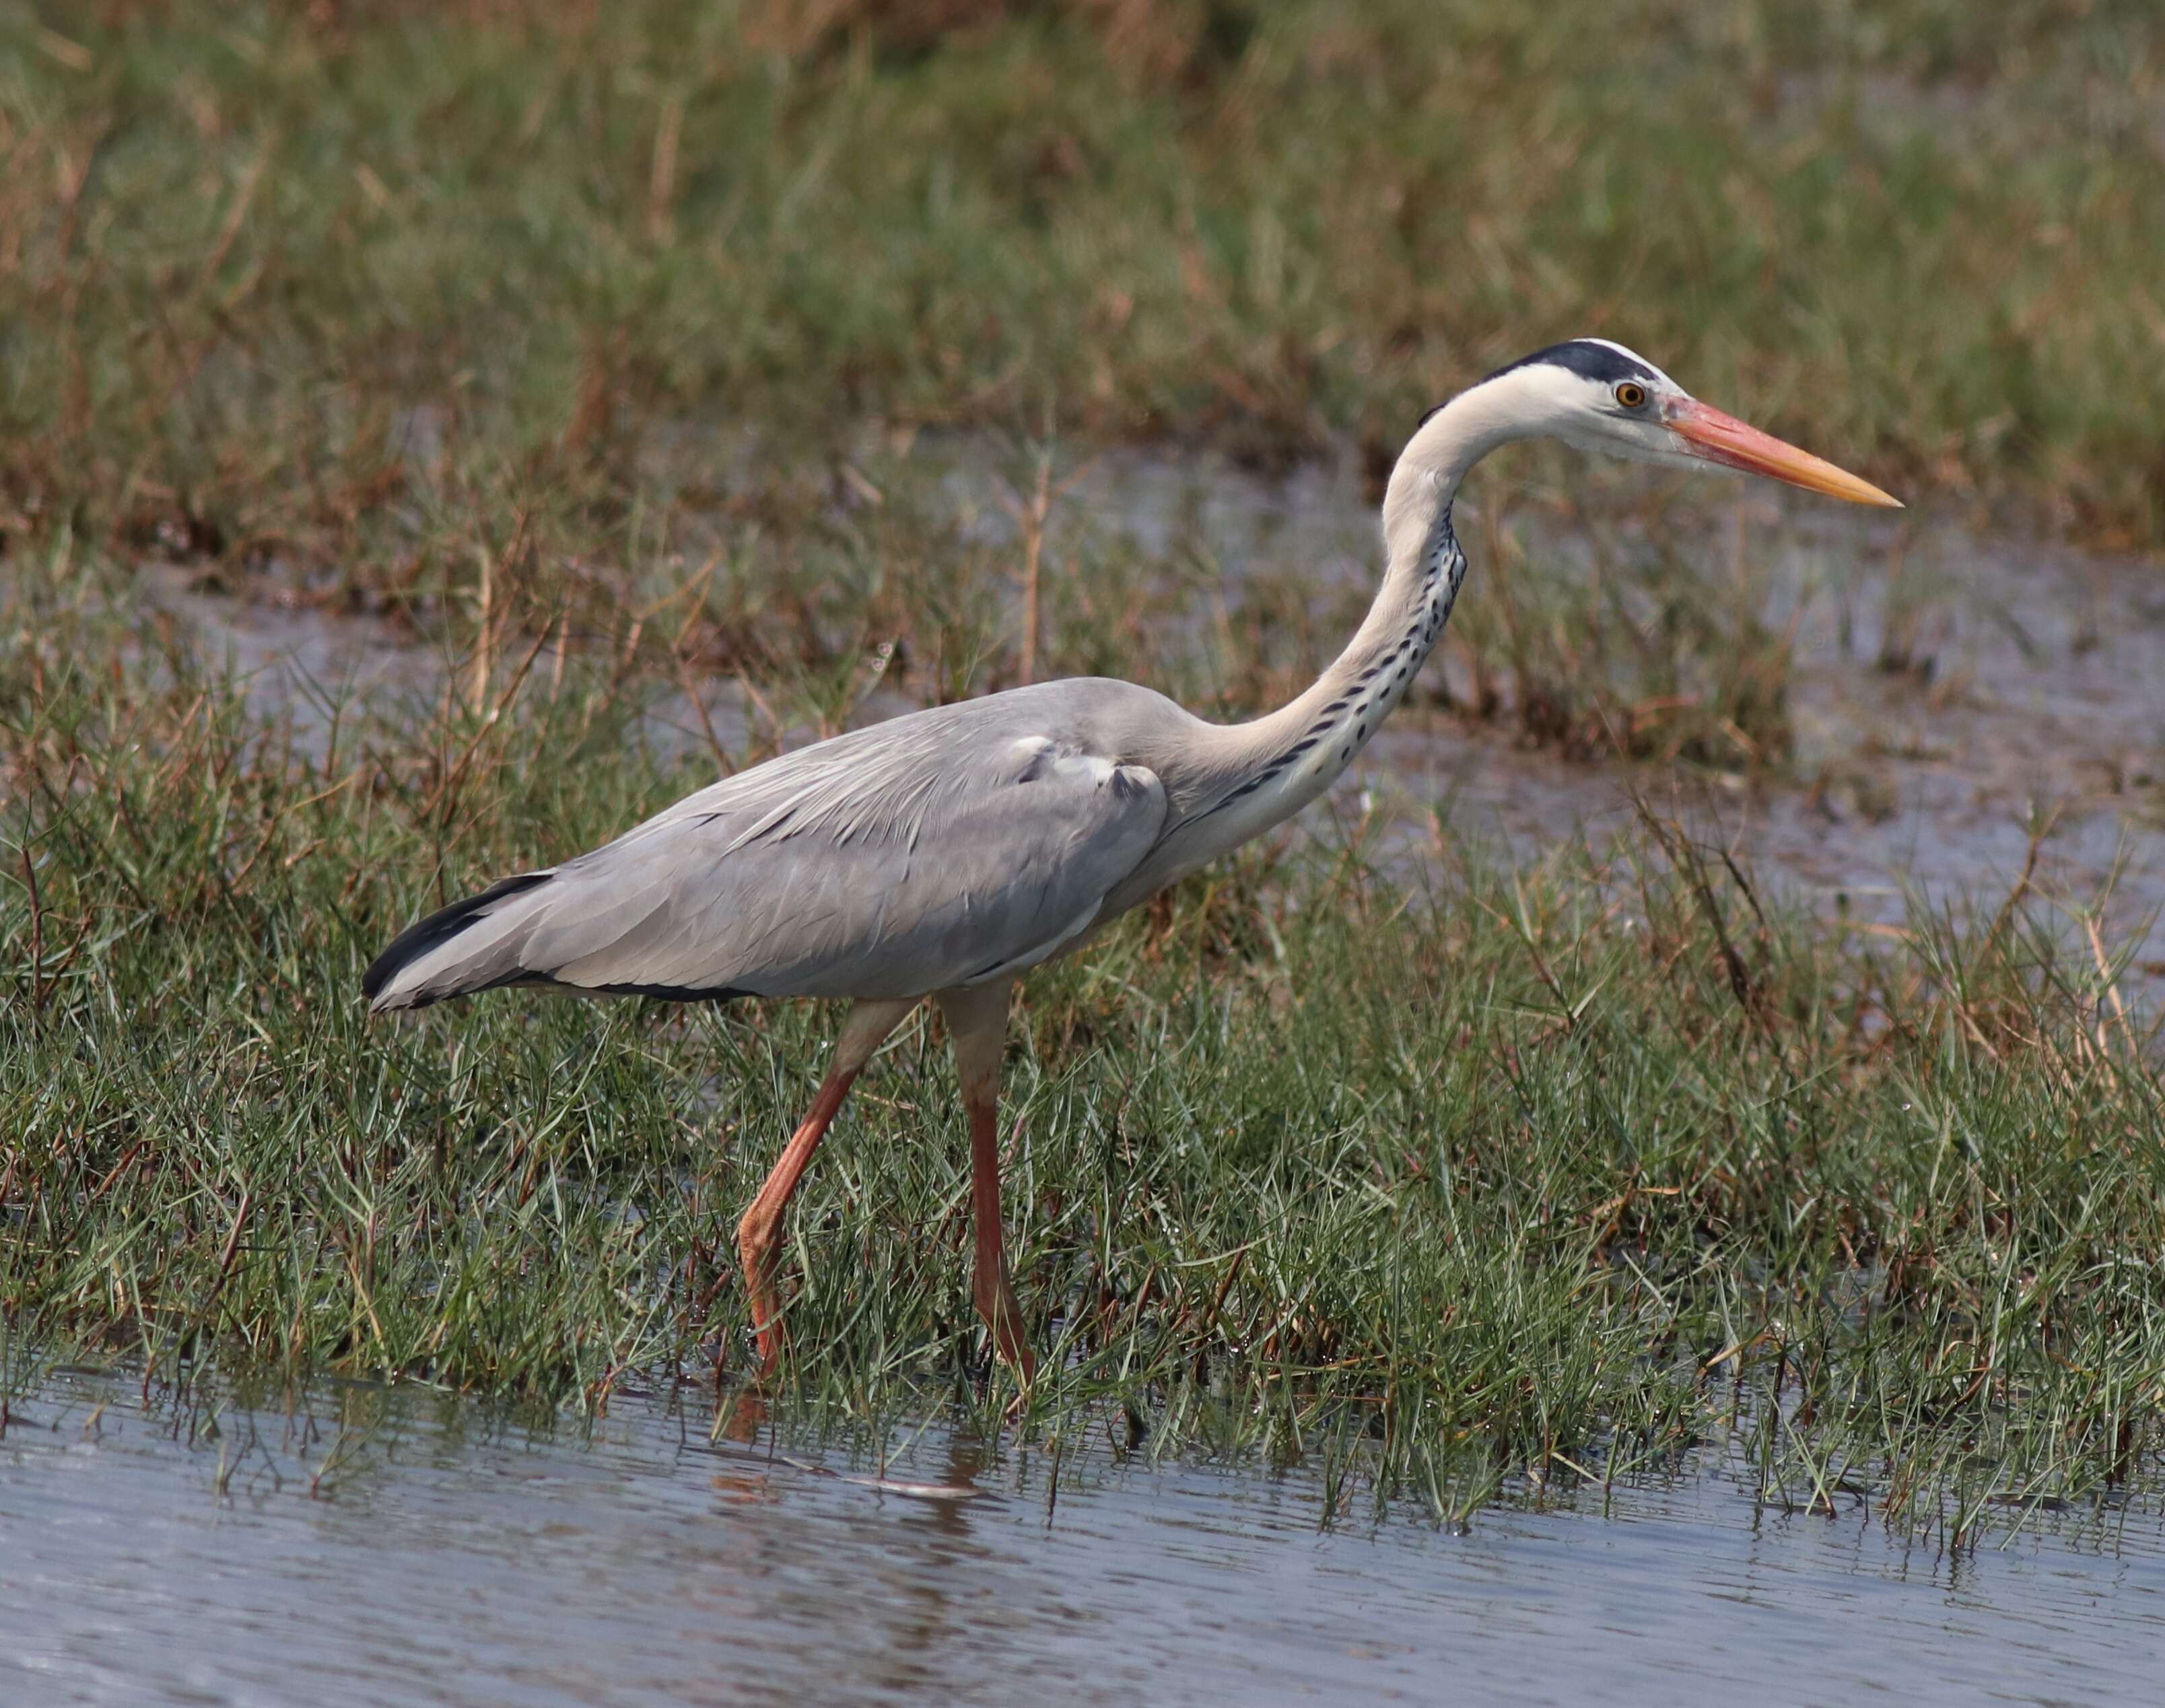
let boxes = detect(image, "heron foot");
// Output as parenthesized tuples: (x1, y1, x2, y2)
(973, 1270, 1037, 1385)
(735, 1214, 792, 1381)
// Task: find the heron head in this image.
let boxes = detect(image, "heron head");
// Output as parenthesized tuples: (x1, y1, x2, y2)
(1474, 338, 1901, 508)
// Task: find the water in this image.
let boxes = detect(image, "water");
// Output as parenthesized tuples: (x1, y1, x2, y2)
(3, 1368, 2160, 1705)
(121, 433, 2165, 990)
(1031, 440, 2165, 969)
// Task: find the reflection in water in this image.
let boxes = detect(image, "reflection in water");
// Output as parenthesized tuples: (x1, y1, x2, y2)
(1, 1368, 2160, 1707)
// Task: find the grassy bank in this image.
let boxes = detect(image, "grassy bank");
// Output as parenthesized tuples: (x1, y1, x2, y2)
(3, 0, 2164, 614)
(3, 1, 2162, 1536)
(4, 554, 2161, 1536)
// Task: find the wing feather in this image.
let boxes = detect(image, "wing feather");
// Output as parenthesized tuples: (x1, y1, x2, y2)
(366, 697, 1168, 1010)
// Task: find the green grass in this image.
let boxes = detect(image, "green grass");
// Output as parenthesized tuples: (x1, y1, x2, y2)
(3, 0, 2163, 1538)
(5, 551, 2162, 1538)
(4, 0, 2165, 596)
(7, 0, 2152, 776)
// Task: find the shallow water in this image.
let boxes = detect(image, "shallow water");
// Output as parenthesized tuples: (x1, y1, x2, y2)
(1035, 440, 2165, 970)
(3, 1367, 2160, 1706)
(119, 432, 2165, 992)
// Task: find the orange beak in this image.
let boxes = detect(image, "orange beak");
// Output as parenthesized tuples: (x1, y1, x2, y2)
(1665, 399, 1902, 508)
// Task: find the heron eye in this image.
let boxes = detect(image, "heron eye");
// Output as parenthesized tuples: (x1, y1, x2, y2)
(1614, 381, 1647, 409)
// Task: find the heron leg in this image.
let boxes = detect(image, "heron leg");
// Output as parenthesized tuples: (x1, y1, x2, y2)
(936, 982, 1035, 1381)
(735, 997, 915, 1377)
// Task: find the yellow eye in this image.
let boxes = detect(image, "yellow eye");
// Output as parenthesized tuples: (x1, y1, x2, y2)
(1614, 382, 1647, 409)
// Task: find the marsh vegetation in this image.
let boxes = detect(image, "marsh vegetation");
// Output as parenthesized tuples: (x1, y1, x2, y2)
(3, 1, 2163, 1540)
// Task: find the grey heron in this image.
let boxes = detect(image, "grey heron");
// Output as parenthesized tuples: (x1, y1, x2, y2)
(363, 339, 1898, 1379)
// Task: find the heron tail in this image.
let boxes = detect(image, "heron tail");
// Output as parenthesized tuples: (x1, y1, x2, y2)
(362, 870, 556, 1013)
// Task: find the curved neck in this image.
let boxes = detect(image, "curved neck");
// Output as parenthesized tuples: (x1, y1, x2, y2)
(1249, 463, 1462, 752)
(1191, 386, 1514, 834)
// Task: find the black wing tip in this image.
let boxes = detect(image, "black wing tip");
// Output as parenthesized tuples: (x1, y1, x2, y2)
(591, 982, 753, 1003)
(361, 870, 553, 1005)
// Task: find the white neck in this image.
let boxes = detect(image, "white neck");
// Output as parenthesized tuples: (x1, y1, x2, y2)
(1180, 375, 1540, 847)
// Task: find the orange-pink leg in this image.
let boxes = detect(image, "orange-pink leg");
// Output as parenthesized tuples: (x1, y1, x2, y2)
(938, 982, 1035, 1381)
(735, 998, 914, 1376)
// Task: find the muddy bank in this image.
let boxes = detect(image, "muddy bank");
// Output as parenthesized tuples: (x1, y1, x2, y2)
(944, 436, 2165, 973)
(115, 437, 2165, 986)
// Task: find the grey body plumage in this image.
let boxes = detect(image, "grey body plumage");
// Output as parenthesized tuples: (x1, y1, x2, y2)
(361, 339, 1898, 1375)
(365, 681, 1188, 1008)
(363, 507, 1468, 1014)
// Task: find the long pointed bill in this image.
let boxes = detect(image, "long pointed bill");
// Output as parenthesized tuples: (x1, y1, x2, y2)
(1666, 399, 1902, 508)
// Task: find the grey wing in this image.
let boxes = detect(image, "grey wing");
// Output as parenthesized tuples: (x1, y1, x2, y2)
(364, 712, 1167, 1010)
